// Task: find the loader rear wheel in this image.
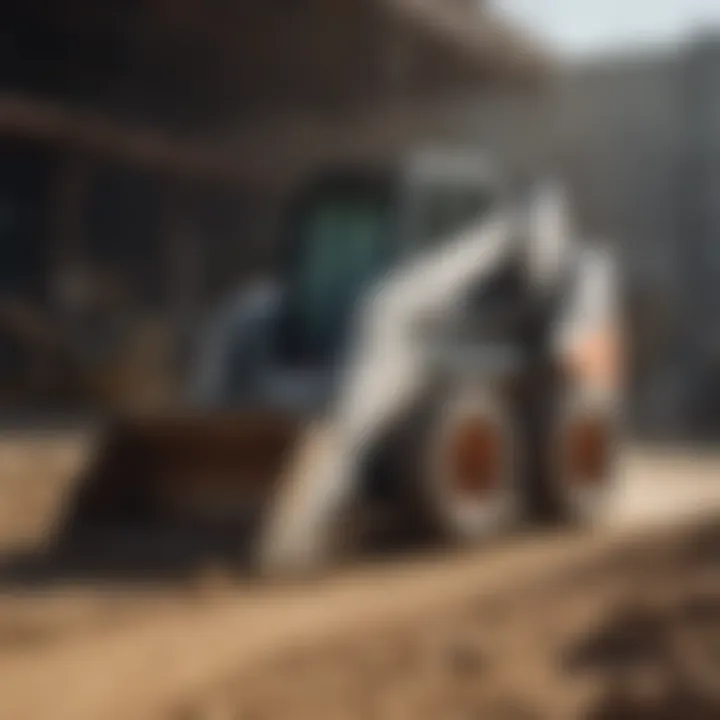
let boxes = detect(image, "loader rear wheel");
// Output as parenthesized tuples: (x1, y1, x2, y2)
(547, 389, 618, 527)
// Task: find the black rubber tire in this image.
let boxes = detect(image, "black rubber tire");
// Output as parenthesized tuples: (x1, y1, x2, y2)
(533, 379, 619, 528)
(392, 384, 523, 548)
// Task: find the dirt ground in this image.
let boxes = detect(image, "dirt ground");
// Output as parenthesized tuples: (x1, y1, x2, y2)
(169, 521, 720, 720)
(0, 433, 719, 720)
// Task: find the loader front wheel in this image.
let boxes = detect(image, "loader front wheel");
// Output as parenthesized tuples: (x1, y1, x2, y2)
(404, 386, 523, 547)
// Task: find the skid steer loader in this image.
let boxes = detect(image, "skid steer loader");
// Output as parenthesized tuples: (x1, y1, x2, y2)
(62, 150, 622, 576)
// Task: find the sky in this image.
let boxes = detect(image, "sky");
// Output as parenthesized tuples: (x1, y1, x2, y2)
(495, 0, 720, 56)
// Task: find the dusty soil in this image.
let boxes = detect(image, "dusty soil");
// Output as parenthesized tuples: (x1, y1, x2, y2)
(167, 520, 720, 720)
(0, 433, 719, 720)
(0, 430, 91, 553)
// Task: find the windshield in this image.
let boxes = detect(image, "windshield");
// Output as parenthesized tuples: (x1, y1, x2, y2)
(279, 185, 394, 365)
(411, 182, 494, 249)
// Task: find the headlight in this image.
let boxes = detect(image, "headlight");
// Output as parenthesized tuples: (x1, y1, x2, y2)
(562, 321, 622, 396)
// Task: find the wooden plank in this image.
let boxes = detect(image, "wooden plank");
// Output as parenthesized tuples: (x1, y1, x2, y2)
(0, 92, 472, 185)
(0, 94, 241, 181)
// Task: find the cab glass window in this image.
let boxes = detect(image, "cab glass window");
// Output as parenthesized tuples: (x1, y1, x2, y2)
(412, 183, 493, 248)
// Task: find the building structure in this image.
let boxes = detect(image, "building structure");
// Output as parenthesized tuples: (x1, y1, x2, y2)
(0, 0, 544, 413)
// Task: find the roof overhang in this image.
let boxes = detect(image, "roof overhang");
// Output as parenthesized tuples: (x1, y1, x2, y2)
(380, 0, 547, 85)
(138, 0, 550, 127)
(0, 1, 551, 184)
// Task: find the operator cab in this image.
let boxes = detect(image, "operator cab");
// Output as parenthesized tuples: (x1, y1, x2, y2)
(194, 150, 520, 409)
(276, 151, 502, 368)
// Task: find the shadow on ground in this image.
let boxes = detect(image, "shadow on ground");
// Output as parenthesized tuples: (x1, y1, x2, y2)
(0, 524, 259, 587)
(0, 512, 432, 589)
(564, 524, 720, 720)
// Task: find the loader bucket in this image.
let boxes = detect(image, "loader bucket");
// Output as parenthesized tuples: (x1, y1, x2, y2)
(60, 411, 302, 544)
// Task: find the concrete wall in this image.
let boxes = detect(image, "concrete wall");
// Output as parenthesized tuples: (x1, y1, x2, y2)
(459, 35, 720, 438)
(554, 37, 720, 438)
(558, 49, 687, 437)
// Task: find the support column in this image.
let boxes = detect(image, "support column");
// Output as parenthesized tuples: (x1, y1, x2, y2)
(161, 179, 204, 398)
(49, 152, 93, 322)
